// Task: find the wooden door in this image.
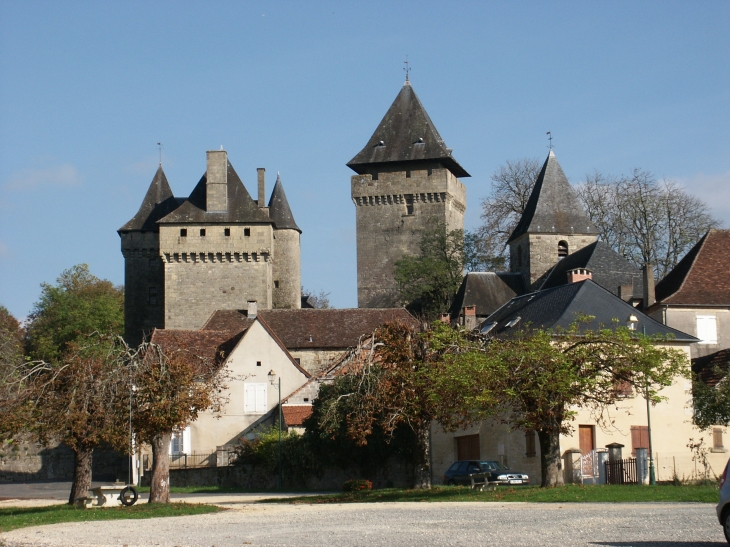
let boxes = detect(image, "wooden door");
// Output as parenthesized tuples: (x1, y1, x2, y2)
(456, 434, 480, 460)
(579, 425, 595, 476)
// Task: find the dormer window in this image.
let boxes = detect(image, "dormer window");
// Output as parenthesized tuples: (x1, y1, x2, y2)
(558, 241, 568, 259)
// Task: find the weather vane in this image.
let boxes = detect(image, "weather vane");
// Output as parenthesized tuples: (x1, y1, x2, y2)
(157, 142, 163, 165)
(403, 57, 411, 82)
(546, 132, 553, 151)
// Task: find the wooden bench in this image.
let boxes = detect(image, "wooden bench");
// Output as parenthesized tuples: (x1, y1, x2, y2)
(469, 473, 497, 491)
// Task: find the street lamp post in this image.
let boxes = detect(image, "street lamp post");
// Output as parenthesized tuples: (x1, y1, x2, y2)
(268, 370, 283, 490)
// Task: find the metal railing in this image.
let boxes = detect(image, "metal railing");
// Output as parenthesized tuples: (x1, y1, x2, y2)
(605, 458, 638, 485)
(169, 452, 216, 469)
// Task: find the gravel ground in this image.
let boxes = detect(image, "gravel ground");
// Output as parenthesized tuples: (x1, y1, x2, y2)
(1, 501, 724, 547)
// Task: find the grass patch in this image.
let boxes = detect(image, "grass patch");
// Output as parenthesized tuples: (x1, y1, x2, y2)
(260, 483, 719, 504)
(136, 485, 306, 494)
(0, 502, 221, 533)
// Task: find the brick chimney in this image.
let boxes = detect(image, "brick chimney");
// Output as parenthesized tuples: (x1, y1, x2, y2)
(257, 168, 265, 208)
(567, 268, 592, 284)
(463, 305, 477, 330)
(206, 150, 228, 212)
(642, 264, 655, 309)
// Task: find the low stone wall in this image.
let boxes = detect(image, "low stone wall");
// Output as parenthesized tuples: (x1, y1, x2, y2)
(142, 458, 415, 491)
(0, 437, 129, 483)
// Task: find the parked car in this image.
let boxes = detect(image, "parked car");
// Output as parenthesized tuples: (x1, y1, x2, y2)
(717, 458, 730, 543)
(443, 460, 529, 486)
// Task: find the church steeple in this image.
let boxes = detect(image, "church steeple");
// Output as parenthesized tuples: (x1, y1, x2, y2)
(347, 82, 469, 178)
(508, 150, 598, 289)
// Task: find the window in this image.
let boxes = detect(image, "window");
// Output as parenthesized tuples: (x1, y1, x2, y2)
(180, 228, 187, 237)
(200, 228, 206, 237)
(244, 228, 251, 237)
(256, 361, 261, 367)
(525, 430, 536, 457)
(406, 170, 411, 178)
(630, 425, 649, 456)
(405, 194, 414, 216)
(558, 240, 569, 259)
(274, 280, 280, 289)
(170, 427, 190, 455)
(244, 382, 267, 414)
(295, 358, 301, 365)
(224, 228, 231, 236)
(148, 286, 157, 306)
(697, 316, 718, 344)
(372, 172, 378, 181)
(714, 428, 725, 451)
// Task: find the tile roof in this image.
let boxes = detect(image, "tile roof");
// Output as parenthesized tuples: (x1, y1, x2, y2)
(201, 309, 255, 334)
(257, 308, 418, 350)
(692, 348, 730, 387)
(482, 279, 697, 342)
(654, 229, 730, 306)
(268, 174, 300, 232)
(158, 161, 273, 225)
(281, 405, 313, 427)
(450, 272, 520, 318)
(541, 241, 643, 298)
(347, 82, 469, 178)
(118, 166, 181, 233)
(148, 328, 241, 368)
(507, 150, 598, 243)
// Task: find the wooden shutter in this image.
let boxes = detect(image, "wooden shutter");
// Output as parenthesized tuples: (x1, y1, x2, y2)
(630, 425, 649, 455)
(697, 316, 718, 344)
(579, 425, 595, 453)
(525, 430, 536, 457)
(714, 428, 724, 449)
(456, 434, 480, 460)
(255, 383, 267, 414)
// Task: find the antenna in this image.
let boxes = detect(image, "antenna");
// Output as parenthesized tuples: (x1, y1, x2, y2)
(546, 131, 553, 151)
(157, 142, 163, 165)
(403, 56, 411, 82)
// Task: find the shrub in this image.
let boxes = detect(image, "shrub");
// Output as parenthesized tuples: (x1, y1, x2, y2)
(343, 479, 373, 492)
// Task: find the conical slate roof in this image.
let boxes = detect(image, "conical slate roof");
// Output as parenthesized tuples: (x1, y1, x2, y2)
(347, 82, 469, 178)
(158, 161, 271, 224)
(119, 165, 180, 233)
(268, 174, 300, 232)
(507, 150, 598, 243)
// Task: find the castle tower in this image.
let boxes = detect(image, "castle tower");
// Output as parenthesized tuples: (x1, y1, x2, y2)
(118, 165, 179, 345)
(507, 150, 598, 290)
(269, 173, 302, 309)
(347, 81, 469, 308)
(120, 150, 302, 341)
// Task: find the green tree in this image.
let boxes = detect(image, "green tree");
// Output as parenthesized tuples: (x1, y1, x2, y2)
(430, 322, 688, 486)
(394, 221, 465, 319)
(25, 264, 124, 362)
(692, 366, 730, 431)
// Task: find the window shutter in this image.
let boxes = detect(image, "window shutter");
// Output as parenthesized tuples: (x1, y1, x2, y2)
(630, 425, 649, 456)
(697, 316, 718, 344)
(182, 427, 191, 455)
(255, 383, 267, 414)
(714, 428, 724, 449)
(244, 383, 256, 413)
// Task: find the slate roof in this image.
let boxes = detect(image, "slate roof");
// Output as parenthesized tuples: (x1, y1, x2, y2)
(507, 150, 598, 243)
(692, 348, 730, 387)
(541, 241, 643, 298)
(281, 405, 313, 427)
(201, 310, 255, 334)
(268, 174, 300, 232)
(450, 272, 521, 319)
(257, 308, 418, 350)
(148, 328, 241, 367)
(654, 229, 730, 307)
(481, 279, 697, 341)
(347, 82, 470, 178)
(158, 161, 272, 224)
(118, 166, 181, 233)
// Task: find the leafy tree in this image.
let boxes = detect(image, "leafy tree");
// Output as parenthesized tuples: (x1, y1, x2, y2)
(430, 322, 688, 486)
(0, 306, 24, 368)
(130, 338, 229, 503)
(25, 264, 124, 362)
(394, 221, 465, 319)
(692, 365, 730, 431)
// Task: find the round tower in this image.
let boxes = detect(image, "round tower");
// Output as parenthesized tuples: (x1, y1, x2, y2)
(268, 174, 302, 309)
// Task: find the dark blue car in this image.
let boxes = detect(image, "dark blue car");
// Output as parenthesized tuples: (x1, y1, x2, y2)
(443, 460, 529, 486)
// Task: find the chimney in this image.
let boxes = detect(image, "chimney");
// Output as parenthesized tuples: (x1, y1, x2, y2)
(439, 313, 450, 323)
(463, 305, 477, 330)
(257, 168, 265, 208)
(247, 300, 258, 319)
(206, 150, 228, 212)
(618, 284, 633, 302)
(642, 264, 655, 309)
(567, 268, 592, 284)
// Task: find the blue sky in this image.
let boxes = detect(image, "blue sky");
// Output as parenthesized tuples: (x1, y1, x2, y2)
(1, 1, 729, 320)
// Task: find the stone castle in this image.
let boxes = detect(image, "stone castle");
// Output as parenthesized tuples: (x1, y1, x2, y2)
(119, 150, 301, 345)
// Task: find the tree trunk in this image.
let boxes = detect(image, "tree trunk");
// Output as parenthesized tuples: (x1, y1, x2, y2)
(413, 423, 432, 489)
(537, 428, 564, 487)
(149, 431, 172, 503)
(68, 445, 94, 505)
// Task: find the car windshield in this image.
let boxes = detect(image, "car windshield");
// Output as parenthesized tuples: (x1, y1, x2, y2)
(479, 461, 509, 471)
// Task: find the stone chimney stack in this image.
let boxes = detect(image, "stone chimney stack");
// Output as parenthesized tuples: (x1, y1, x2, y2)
(642, 264, 655, 309)
(618, 284, 633, 302)
(206, 150, 228, 212)
(247, 300, 258, 319)
(257, 168, 265, 208)
(567, 268, 592, 284)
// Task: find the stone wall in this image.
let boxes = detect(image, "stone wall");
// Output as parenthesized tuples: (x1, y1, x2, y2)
(121, 231, 165, 346)
(352, 168, 466, 308)
(289, 349, 344, 377)
(272, 229, 301, 310)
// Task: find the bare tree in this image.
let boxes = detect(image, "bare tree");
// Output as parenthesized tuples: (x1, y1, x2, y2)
(301, 287, 331, 309)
